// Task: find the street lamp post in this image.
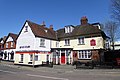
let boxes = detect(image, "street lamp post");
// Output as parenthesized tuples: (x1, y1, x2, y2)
(33, 53, 35, 68)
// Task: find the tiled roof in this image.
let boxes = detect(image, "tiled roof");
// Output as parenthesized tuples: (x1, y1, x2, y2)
(9, 33, 18, 41)
(0, 36, 7, 42)
(3, 36, 7, 41)
(4, 33, 18, 43)
(57, 24, 107, 39)
(27, 20, 56, 40)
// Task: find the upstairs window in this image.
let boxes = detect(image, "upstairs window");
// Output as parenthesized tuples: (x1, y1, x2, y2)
(24, 26, 28, 32)
(40, 38, 45, 47)
(11, 42, 14, 47)
(65, 39, 70, 46)
(2, 44, 4, 49)
(6, 43, 8, 48)
(56, 42, 59, 47)
(78, 37, 85, 45)
(65, 25, 74, 33)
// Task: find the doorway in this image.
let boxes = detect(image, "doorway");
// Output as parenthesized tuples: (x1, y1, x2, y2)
(61, 53, 65, 64)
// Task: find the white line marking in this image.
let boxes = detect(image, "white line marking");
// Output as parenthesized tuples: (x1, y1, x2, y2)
(27, 74, 69, 80)
(0, 69, 17, 74)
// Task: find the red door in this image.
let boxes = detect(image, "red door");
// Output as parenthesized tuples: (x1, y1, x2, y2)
(61, 53, 65, 64)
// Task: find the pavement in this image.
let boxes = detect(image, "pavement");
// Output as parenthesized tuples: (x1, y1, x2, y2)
(1, 60, 120, 74)
(0, 61, 76, 73)
(1, 61, 120, 80)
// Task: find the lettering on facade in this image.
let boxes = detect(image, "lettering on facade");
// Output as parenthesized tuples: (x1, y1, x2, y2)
(19, 46, 30, 49)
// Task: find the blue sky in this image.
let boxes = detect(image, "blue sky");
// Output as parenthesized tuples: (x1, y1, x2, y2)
(0, 0, 110, 37)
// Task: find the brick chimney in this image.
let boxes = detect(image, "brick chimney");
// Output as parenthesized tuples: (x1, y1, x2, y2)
(80, 16, 88, 25)
(49, 25, 53, 30)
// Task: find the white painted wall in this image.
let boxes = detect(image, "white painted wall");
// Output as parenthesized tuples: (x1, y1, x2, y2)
(16, 22, 35, 51)
(3, 49, 16, 60)
(1, 40, 4, 44)
(73, 37, 104, 50)
(6, 36, 13, 42)
(58, 36, 104, 50)
(34, 37, 51, 51)
(16, 22, 52, 52)
(15, 21, 53, 65)
(51, 40, 59, 48)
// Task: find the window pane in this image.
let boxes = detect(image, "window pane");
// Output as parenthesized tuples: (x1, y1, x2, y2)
(35, 55, 38, 61)
(65, 39, 70, 45)
(21, 54, 23, 61)
(85, 52, 87, 58)
(40, 39, 45, 47)
(6, 43, 8, 48)
(78, 50, 91, 59)
(78, 37, 84, 44)
(11, 42, 14, 47)
(30, 54, 33, 61)
(88, 51, 91, 58)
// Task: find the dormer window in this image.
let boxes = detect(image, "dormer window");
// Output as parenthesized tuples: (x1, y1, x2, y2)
(65, 25, 74, 33)
(44, 29, 48, 33)
(24, 26, 28, 32)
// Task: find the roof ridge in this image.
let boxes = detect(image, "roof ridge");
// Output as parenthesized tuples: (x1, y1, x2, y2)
(26, 20, 43, 26)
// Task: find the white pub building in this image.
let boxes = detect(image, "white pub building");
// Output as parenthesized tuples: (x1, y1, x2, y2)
(14, 20, 56, 66)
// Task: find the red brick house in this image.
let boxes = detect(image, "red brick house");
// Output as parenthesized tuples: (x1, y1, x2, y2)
(2, 33, 17, 61)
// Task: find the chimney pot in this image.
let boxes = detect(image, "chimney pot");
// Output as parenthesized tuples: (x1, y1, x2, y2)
(81, 16, 88, 25)
(49, 25, 53, 30)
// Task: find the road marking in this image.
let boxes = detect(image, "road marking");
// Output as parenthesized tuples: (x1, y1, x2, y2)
(27, 74, 69, 80)
(0, 69, 17, 74)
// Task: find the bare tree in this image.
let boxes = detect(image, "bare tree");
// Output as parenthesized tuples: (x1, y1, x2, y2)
(111, 0, 120, 23)
(104, 21, 118, 50)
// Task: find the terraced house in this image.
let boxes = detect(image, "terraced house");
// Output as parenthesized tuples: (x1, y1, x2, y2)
(0, 33, 17, 61)
(0, 16, 109, 66)
(51, 17, 109, 65)
(0, 36, 7, 58)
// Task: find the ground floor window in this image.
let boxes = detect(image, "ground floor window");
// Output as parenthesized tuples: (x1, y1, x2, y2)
(20, 54, 23, 62)
(47, 55, 49, 61)
(35, 55, 38, 61)
(30, 54, 33, 61)
(4, 51, 7, 59)
(10, 51, 14, 60)
(78, 50, 91, 59)
(53, 52, 57, 64)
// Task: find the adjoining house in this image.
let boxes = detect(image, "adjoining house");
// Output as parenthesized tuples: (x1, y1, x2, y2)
(3, 33, 17, 61)
(0, 36, 7, 59)
(0, 16, 109, 66)
(51, 17, 109, 65)
(113, 41, 120, 50)
(0, 33, 17, 61)
(14, 20, 56, 66)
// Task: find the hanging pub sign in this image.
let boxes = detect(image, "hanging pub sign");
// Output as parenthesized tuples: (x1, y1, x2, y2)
(90, 39, 96, 46)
